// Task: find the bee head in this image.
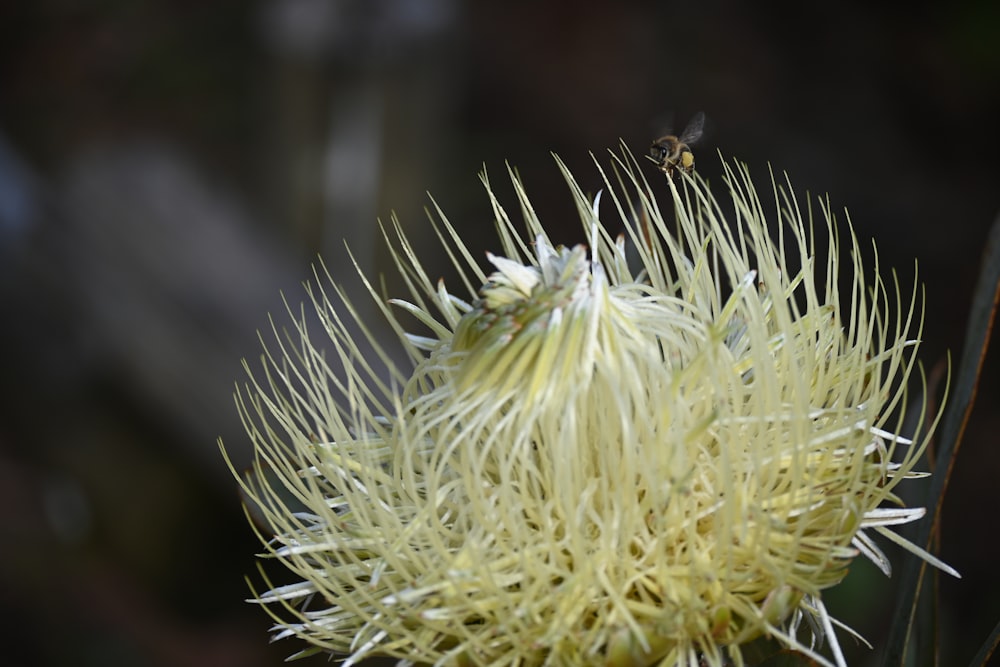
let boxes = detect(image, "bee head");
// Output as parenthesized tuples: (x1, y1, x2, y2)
(648, 142, 670, 163)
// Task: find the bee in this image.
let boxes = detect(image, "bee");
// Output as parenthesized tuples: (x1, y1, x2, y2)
(648, 112, 705, 177)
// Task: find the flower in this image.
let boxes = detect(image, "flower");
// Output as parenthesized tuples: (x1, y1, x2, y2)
(224, 150, 957, 667)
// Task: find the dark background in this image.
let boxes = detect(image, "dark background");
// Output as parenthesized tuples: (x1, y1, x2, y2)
(1, 1, 998, 666)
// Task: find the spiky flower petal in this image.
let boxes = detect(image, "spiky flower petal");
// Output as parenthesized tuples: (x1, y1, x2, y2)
(224, 150, 955, 667)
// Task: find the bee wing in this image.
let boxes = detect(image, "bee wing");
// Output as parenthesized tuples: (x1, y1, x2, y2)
(678, 112, 705, 145)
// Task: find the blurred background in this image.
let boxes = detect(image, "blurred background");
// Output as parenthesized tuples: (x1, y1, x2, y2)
(1, 1, 998, 666)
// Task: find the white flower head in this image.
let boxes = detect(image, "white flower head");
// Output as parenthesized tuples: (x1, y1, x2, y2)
(225, 149, 955, 667)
